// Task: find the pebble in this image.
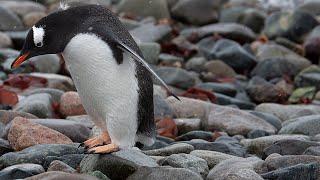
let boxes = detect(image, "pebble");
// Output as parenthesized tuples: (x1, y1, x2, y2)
(130, 23, 171, 43)
(203, 60, 236, 78)
(59, 91, 86, 117)
(185, 57, 206, 73)
(0, 163, 45, 179)
(0, 1, 46, 17)
(0, 6, 24, 31)
(139, 42, 161, 65)
(173, 119, 201, 135)
(29, 54, 61, 74)
(0, 32, 13, 48)
(22, 88, 64, 104)
(295, 65, 320, 90)
(47, 160, 77, 173)
(195, 82, 237, 97)
(30, 73, 75, 92)
(154, 95, 174, 119)
(175, 131, 213, 141)
(155, 67, 196, 89)
(43, 154, 85, 169)
(22, 11, 47, 27)
(214, 93, 256, 110)
(25, 171, 99, 180)
(143, 143, 194, 156)
(190, 150, 237, 169)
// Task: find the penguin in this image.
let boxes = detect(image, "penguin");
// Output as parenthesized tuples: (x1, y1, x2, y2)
(11, 5, 179, 154)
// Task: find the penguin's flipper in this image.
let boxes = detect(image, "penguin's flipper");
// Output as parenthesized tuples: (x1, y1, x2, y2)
(117, 41, 180, 101)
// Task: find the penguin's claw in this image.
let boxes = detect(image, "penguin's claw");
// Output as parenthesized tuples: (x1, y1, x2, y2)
(86, 144, 119, 154)
(82, 132, 111, 150)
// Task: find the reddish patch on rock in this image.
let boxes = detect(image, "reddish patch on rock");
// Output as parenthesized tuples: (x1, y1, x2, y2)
(156, 118, 178, 138)
(182, 88, 216, 103)
(0, 87, 18, 106)
(4, 74, 47, 90)
(59, 91, 86, 117)
(8, 117, 72, 151)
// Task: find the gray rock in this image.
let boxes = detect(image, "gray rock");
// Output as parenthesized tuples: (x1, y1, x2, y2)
(0, 139, 12, 156)
(138, 42, 160, 65)
(13, 93, 53, 118)
(43, 154, 85, 169)
(47, 160, 77, 173)
(261, 163, 319, 180)
(80, 149, 158, 180)
(154, 95, 174, 119)
(160, 153, 209, 177)
(297, 1, 320, 16)
(175, 131, 212, 141)
(22, 88, 64, 104)
(66, 115, 94, 129)
(295, 65, 320, 90)
(247, 129, 270, 139)
(264, 139, 320, 156)
(185, 57, 206, 73)
(25, 171, 99, 180)
(143, 143, 194, 156)
(130, 23, 171, 43)
(30, 73, 75, 92)
(155, 67, 196, 89)
(117, 0, 170, 20)
(0, 144, 82, 169)
(127, 166, 202, 180)
(279, 115, 320, 136)
(0, 32, 13, 48)
(88, 171, 111, 180)
(0, 6, 24, 31)
(29, 54, 61, 74)
(4, 30, 28, 48)
(214, 93, 256, 110)
(0, 1, 46, 17)
(304, 25, 320, 64)
(190, 150, 237, 169)
(195, 82, 237, 97)
(249, 111, 282, 131)
(0, 163, 44, 179)
(174, 119, 201, 135)
(203, 60, 236, 78)
(159, 53, 184, 66)
(207, 157, 264, 180)
(171, 0, 220, 25)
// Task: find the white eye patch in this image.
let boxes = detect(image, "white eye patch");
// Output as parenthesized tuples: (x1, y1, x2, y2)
(32, 26, 45, 47)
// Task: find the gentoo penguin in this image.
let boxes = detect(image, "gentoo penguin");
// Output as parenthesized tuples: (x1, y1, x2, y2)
(11, 5, 179, 153)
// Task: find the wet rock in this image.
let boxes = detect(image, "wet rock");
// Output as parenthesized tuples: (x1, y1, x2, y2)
(279, 115, 320, 136)
(207, 157, 264, 180)
(246, 76, 287, 103)
(241, 135, 310, 156)
(80, 149, 158, 180)
(130, 23, 171, 43)
(143, 143, 194, 156)
(295, 65, 320, 90)
(47, 160, 76, 173)
(206, 104, 276, 135)
(0, 1, 46, 17)
(264, 139, 320, 156)
(160, 153, 209, 177)
(0, 144, 82, 169)
(0, 6, 24, 31)
(8, 117, 72, 151)
(155, 67, 196, 89)
(30, 73, 75, 92)
(175, 131, 213, 141)
(264, 11, 318, 43)
(185, 57, 206, 73)
(13, 93, 53, 118)
(261, 162, 319, 180)
(0, 163, 44, 179)
(29, 54, 61, 74)
(289, 87, 316, 104)
(190, 150, 237, 169)
(204, 60, 236, 78)
(139, 42, 160, 65)
(180, 23, 256, 44)
(117, 0, 170, 20)
(173, 119, 201, 135)
(0, 32, 13, 48)
(22, 11, 46, 27)
(25, 171, 99, 180)
(249, 111, 282, 131)
(59, 91, 86, 117)
(196, 82, 236, 97)
(127, 166, 202, 180)
(171, 0, 220, 25)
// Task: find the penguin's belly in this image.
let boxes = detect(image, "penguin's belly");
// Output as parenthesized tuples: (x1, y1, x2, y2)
(62, 33, 139, 148)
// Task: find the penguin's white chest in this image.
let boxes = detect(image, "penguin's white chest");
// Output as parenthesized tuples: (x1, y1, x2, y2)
(62, 33, 139, 148)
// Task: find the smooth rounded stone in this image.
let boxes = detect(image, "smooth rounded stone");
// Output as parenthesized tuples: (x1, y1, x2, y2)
(303, 25, 320, 64)
(8, 117, 73, 151)
(166, 96, 214, 123)
(0, 6, 24, 31)
(159, 53, 184, 66)
(22, 88, 64, 104)
(25, 171, 99, 180)
(190, 150, 237, 169)
(160, 153, 209, 177)
(29, 54, 61, 74)
(220, 7, 266, 33)
(130, 23, 171, 43)
(155, 67, 196, 89)
(141, 139, 169, 151)
(264, 10, 318, 43)
(0, 32, 13, 48)
(175, 131, 213, 141)
(0, 163, 44, 179)
(127, 166, 202, 180)
(22, 11, 46, 27)
(255, 103, 320, 122)
(263, 139, 320, 157)
(154, 95, 174, 119)
(80, 149, 158, 180)
(66, 115, 94, 129)
(30, 73, 75, 92)
(195, 82, 237, 97)
(251, 58, 310, 81)
(295, 65, 320, 90)
(59, 91, 86, 117)
(4, 30, 28, 48)
(0, 48, 19, 60)
(171, 0, 220, 25)
(185, 57, 206, 73)
(206, 104, 276, 136)
(246, 76, 287, 103)
(249, 111, 282, 131)
(0, 144, 82, 169)
(261, 162, 319, 180)
(153, 85, 167, 99)
(204, 60, 236, 78)
(297, 1, 320, 16)
(0, 139, 12, 156)
(279, 115, 320, 136)
(13, 93, 53, 118)
(247, 129, 271, 139)
(43, 154, 85, 170)
(202, 39, 256, 73)
(88, 171, 110, 180)
(207, 157, 264, 180)
(214, 93, 256, 110)
(180, 23, 256, 44)
(47, 160, 76, 173)
(241, 135, 310, 156)
(30, 119, 90, 143)
(304, 146, 320, 156)
(173, 119, 201, 135)
(143, 143, 194, 156)
(138, 42, 160, 65)
(0, 1, 46, 17)
(117, 0, 170, 20)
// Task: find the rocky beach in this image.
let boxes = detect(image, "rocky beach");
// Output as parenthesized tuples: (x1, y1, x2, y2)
(0, 0, 320, 179)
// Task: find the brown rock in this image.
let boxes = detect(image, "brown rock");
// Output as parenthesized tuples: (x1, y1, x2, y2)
(204, 60, 236, 78)
(59, 91, 86, 117)
(23, 12, 46, 27)
(47, 160, 76, 173)
(8, 117, 72, 151)
(0, 110, 38, 125)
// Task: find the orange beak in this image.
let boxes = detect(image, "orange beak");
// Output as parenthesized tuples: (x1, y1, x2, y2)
(11, 52, 30, 69)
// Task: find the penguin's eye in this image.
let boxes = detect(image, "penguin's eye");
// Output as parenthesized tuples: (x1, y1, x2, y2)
(35, 42, 43, 47)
